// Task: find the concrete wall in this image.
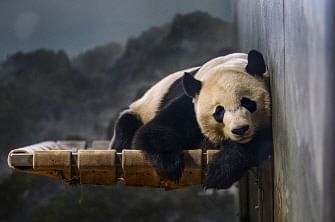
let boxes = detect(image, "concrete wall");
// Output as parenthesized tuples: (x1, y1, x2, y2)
(236, 1, 335, 222)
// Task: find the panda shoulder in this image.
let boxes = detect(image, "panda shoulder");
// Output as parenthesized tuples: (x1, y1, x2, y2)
(129, 67, 199, 123)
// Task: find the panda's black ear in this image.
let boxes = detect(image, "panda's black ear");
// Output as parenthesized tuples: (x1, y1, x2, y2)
(182, 72, 202, 98)
(246, 50, 266, 76)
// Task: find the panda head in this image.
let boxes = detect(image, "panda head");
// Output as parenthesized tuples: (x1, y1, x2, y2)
(183, 50, 271, 145)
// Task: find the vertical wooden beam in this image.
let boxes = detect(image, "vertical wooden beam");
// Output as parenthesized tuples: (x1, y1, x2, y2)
(238, 175, 250, 221)
(247, 169, 260, 222)
(236, 1, 283, 221)
(236, 0, 334, 221)
(259, 157, 273, 221)
(244, 159, 273, 222)
(323, 1, 335, 221)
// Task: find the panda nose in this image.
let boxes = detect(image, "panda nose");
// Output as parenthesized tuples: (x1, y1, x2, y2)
(232, 125, 249, 136)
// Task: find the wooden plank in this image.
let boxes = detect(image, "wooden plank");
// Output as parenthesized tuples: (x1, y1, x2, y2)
(78, 150, 117, 185)
(9, 153, 33, 167)
(33, 151, 71, 170)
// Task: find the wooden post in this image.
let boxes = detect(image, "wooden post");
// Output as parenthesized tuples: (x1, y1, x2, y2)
(236, 0, 335, 221)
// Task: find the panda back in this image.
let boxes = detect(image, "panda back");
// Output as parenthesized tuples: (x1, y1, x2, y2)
(195, 53, 248, 81)
(129, 67, 199, 124)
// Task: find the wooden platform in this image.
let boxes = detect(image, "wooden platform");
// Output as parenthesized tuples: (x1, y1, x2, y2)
(8, 140, 219, 189)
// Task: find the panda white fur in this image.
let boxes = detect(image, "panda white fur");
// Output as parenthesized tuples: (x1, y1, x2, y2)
(110, 50, 272, 189)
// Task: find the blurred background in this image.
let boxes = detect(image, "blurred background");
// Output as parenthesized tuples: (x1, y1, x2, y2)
(0, 0, 238, 221)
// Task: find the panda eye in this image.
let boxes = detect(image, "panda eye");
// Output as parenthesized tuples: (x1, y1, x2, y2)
(241, 97, 257, 113)
(213, 105, 225, 123)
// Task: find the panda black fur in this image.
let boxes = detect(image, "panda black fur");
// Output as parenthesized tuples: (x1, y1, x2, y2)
(110, 67, 202, 152)
(110, 50, 272, 189)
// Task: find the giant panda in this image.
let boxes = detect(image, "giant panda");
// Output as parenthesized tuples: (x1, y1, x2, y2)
(110, 50, 272, 189)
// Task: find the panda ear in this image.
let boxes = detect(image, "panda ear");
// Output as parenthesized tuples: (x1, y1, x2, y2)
(246, 50, 266, 76)
(182, 72, 202, 98)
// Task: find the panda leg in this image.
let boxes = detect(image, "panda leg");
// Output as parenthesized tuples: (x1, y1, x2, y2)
(203, 141, 255, 189)
(109, 109, 143, 152)
(132, 124, 185, 181)
(131, 95, 202, 181)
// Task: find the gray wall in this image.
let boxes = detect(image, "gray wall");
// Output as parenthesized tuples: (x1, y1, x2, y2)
(236, 0, 335, 221)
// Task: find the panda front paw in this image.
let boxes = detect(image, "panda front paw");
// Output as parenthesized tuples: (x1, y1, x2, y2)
(203, 151, 238, 189)
(147, 152, 185, 182)
(203, 143, 253, 189)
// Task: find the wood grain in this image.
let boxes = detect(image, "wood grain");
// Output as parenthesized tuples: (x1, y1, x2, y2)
(236, 0, 335, 221)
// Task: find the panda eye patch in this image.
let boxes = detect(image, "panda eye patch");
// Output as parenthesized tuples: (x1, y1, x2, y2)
(213, 105, 225, 123)
(241, 97, 257, 113)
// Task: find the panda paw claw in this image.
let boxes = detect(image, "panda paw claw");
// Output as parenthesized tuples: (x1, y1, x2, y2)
(147, 152, 185, 182)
